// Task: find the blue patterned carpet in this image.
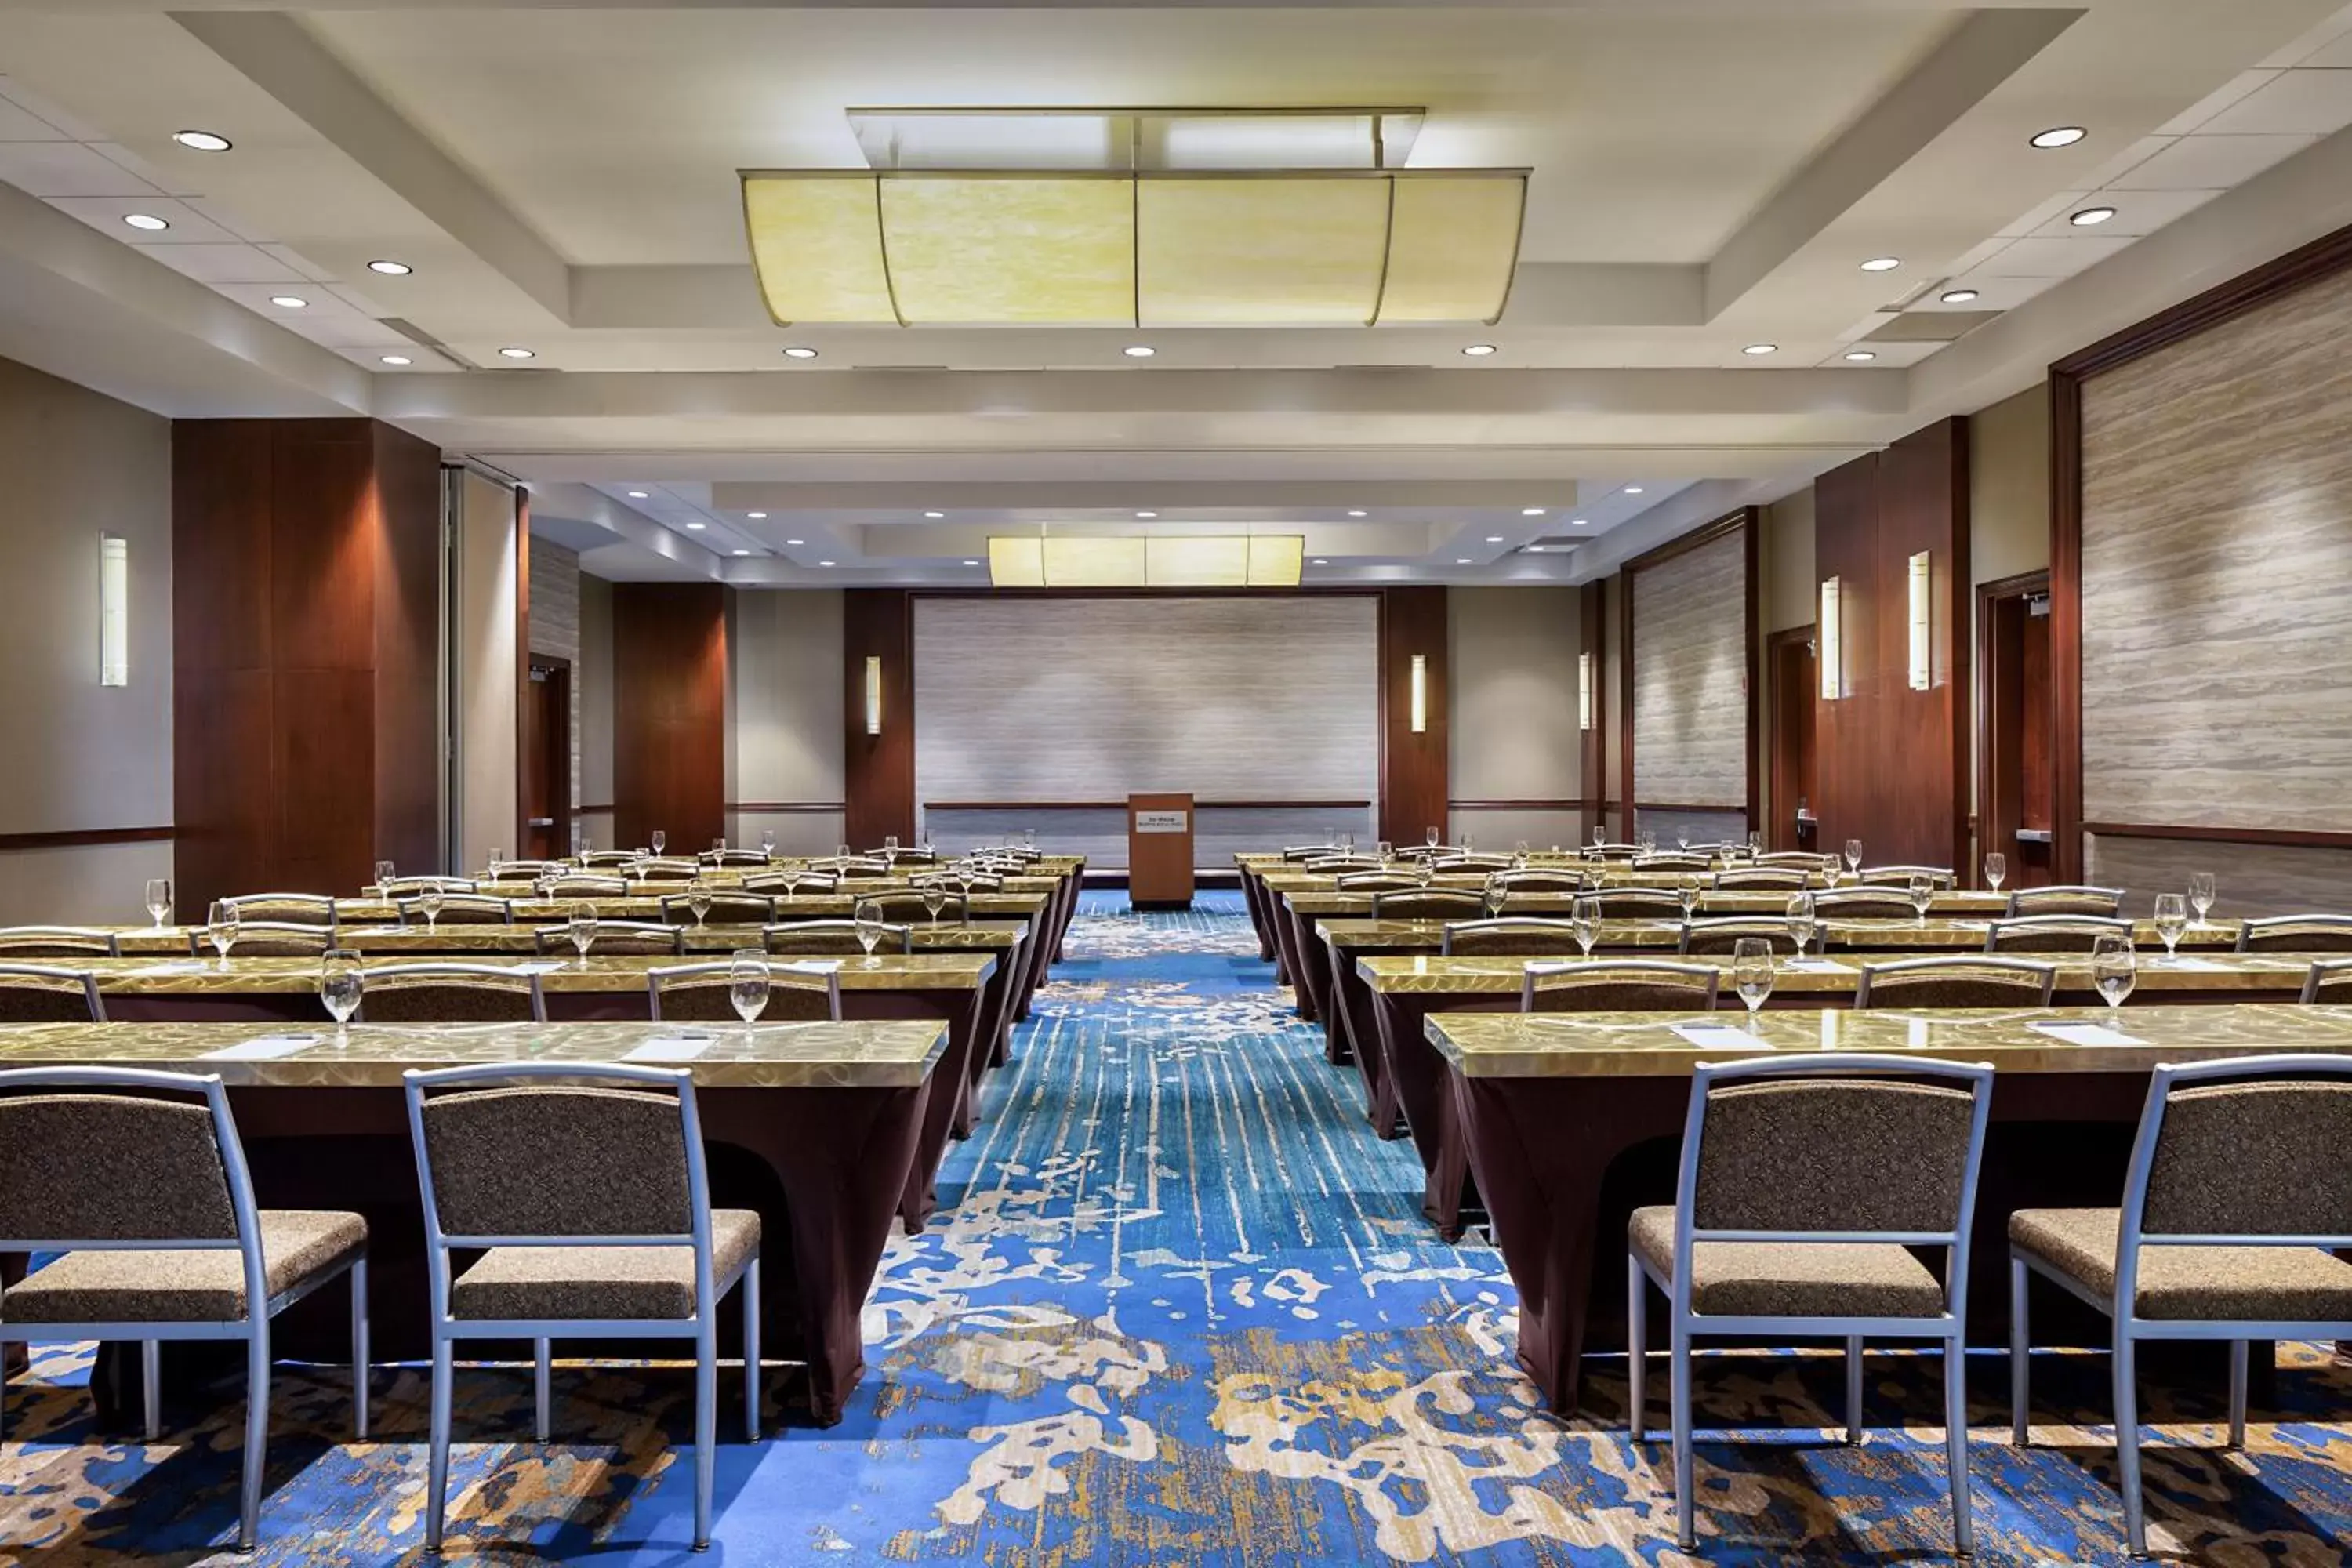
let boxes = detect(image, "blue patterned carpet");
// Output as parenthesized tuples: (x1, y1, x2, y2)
(7, 892, 2352, 1563)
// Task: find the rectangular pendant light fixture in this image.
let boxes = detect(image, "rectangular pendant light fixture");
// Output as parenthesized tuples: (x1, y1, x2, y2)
(1818, 577, 1842, 701)
(987, 535, 1302, 588)
(1907, 550, 1933, 691)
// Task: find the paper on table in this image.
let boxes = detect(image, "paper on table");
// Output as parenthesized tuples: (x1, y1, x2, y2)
(1670, 1022, 1770, 1049)
(784, 960, 843, 975)
(1784, 957, 1857, 972)
(622, 1035, 717, 1062)
(2159, 955, 2227, 971)
(2029, 1021, 2147, 1047)
(513, 960, 570, 975)
(129, 961, 213, 976)
(202, 1034, 321, 1062)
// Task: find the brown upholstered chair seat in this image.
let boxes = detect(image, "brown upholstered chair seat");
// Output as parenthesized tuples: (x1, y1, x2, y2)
(1629, 1206, 1945, 1318)
(2009, 1207, 2352, 1320)
(3, 1210, 366, 1323)
(448, 1209, 760, 1321)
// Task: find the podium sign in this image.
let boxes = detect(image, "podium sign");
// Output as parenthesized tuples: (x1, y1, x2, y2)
(1128, 792, 1195, 909)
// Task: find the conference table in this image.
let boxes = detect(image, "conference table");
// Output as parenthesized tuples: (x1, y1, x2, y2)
(78, 952, 1001, 1232)
(1425, 1002, 2352, 1419)
(0, 1017, 948, 1427)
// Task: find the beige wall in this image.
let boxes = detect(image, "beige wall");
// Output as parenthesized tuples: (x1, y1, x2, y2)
(0, 354, 173, 923)
(1447, 586, 1582, 851)
(1970, 383, 2052, 590)
(575, 570, 615, 851)
(729, 588, 844, 855)
(453, 471, 519, 873)
(1754, 491, 1817, 832)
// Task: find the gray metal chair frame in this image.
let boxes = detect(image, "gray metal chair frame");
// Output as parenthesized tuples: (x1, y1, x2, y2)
(762, 920, 913, 956)
(0, 925, 121, 958)
(1632, 854, 1713, 874)
(742, 870, 839, 895)
(1336, 872, 1423, 893)
(1713, 868, 1810, 891)
(222, 894, 339, 930)
(1755, 851, 1836, 870)
(545, 875, 630, 898)
(1632, 1054, 1994, 1555)
(855, 891, 967, 924)
(1280, 845, 1338, 862)
(1854, 956, 2057, 1008)
(1678, 918, 1802, 956)
(532, 923, 684, 958)
(815, 857, 891, 877)
(579, 851, 641, 869)
(2004, 884, 2127, 917)
(403, 1063, 757, 1553)
(1586, 843, 1642, 858)
(398, 895, 515, 927)
(2301, 957, 2352, 1004)
(1984, 914, 2134, 953)
(0, 1066, 367, 1550)
(1432, 854, 1515, 871)
(2238, 914, 2352, 953)
(660, 891, 779, 927)
(382, 877, 477, 897)
(648, 962, 842, 1022)
(1439, 918, 1584, 956)
(358, 963, 549, 1022)
(2009, 1054, 2352, 1558)
(1369, 888, 1486, 920)
(1301, 855, 1382, 873)
(1520, 960, 1722, 1011)
(1494, 870, 1591, 893)
(488, 859, 568, 880)
(1591, 887, 1686, 920)
(219, 921, 337, 958)
(1813, 889, 1928, 923)
(632, 858, 701, 882)
(699, 849, 771, 868)
(1857, 865, 1957, 888)
(0, 964, 105, 1021)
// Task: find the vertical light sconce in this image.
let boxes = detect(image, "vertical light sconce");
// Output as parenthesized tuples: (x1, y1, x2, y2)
(1817, 576, 1841, 700)
(864, 654, 883, 735)
(1577, 651, 1594, 731)
(1907, 550, 1932, 691)
(99, 534, 128, 688)
(1409, 654, 1428, 734)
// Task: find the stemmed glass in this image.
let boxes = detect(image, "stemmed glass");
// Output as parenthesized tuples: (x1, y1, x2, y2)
(2189, 872, 2216, 927)
(1592, 826, 1606, 848)
(1984, 852, 2007, 893)
(1022, 829, 1036, 852)
(1425, 826, 1440, 851)
(855, 898, 885, 958)
(1571, 893, 1601, 960)
(685, 876, 714, 928)
(1748, 831, 1764, 856)
(2152, 893, 2189, 962)
(374, 859, 394, 892)
(1461, 833, 1475, 855)
(1908, 873, 1933, 924)
(1483, 877, 1508, 920)
(1512, 840, 1530, 869)
(208, 899, 239, 967)
(144, 877, 172, 929)
(567, 902, 597, 968)
(419, 885, 445, 934)
(1844, 839, 1864, 880)
(1784, 891, 1817, 960)
(1732, 937, 1776, 1033)
(760, 829, 777, 857)
(729, 949, 770, 1036)
(320, 950, 363, 1039)
(884, 834, 901, 862)
(1678, 875, 1702, 920)
(488, 848, 504, 878)
(923, 884, 949, 927)
(650, 829, 667, 857)
(1376, 840, 1393, 863)
(1414, 857, 1436, 888)
(1675, 829, 1690, 852)
(2092, 934, 2136, 1014)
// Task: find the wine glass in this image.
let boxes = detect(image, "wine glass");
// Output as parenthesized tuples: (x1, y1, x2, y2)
(320, 950, 363, 1037)
(1022, 829, 1036, 852)
(760, 828, 777, 857)
(1675, 828, 1690, 852)
(488, 847, 503, 877)
(144, 877, 172, 929)
(1592, 825, 1606, 848)
(419, 885, 445, 934)
(1732, 937, 1776, 1032)
(836, 843, 852, 864)
(208, 899, 238, 965)
(1844, 839, 1864, 877)
(567, 902, 597, 967)
(884, 834, 901, 861)
(686, 876, 713, 928)
(1377, 840, 1393, 863)
(2152, 893, 2189, 961)
(1483, 877, 1508, 920)
(923, 884, 948, 927)
(649, 829, 667, 857)
(1571, 894, 1601, 960)
(1461, 832, 1475, 855)
(1679, 875, 1702, 920)
(373, 859, 394, 892)
(2189, 872, 2216, 927)
(729, 949, 770, 1033)
(1425, 826, 1440, 850)
(1414, 858, 1436, 888)
(1512, 840, 1530, 869)
(1984, 852, 2007, 893)
(2092, 934, 2136, 1013)
(1907, 873, 1933, 924)
(1341, 832, 1356, 855)
(855, 898, 885, 957)
(711, 837, 728, 857)
(1748, 831, 1764, 856)
(1784, 891, 1817, 960)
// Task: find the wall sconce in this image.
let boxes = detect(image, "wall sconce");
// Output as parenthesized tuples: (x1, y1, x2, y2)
(1907, 550, 1932, 691)
(99, 534, 128, 688)
(864, 655, 883, 735)
(1577, 651, 1594, 731)
(1409, 654, 1428, 734)
(1817, 576, 1841, 700)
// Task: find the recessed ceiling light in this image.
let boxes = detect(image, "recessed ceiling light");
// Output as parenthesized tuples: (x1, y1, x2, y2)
(923, 510, 945, 519)
(746, 511, 767, 520)
(367, 259, 412, 276)
(626, 490, 649, 499)
(122, 212, 169, 231)
(2070, 205, 2116, 227)
(734, 550, 753, 557)
(1571, 517, 1588, 526)
(1624, 487, 1644, 495)
(2031, 125, 2087, 149)
(1312, 557, 1328, 565)
(1461, 343, 1497, 357)
(1940, 289, 1980, 304)
(270, 295, 308, 309)
(1484, 535, 1504, 544)
(1122, 345, 1156, 358)
(498, 346, 535, 359)
(1844, 350, 1878, 362)
(1346, 510, 1368, 517)
(172, 130, 232, 152)
(782, 346, 818, 359)
(1455, 557, 1473, 565)
(685, 521, 706, 531)
(1742, 343, 1777, 356)
(786, 538, 804, 546)
(1135, 510, 1157, 519)
(818, 559, 836, 567)
(963, 559, 981, 567)
(379, 354, 412, 366)
(1520, 506, 1545, 517)
(1860, 256, 1902, 272)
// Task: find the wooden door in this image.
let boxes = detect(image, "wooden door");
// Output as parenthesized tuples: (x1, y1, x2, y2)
(524, 658, 571, 860)
(1767, 628, 1818, 851)
(1976, 572, 2053, 889)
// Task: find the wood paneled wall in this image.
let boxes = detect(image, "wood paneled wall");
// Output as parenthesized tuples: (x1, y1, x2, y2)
(612, 582, 728, 852)
(1379, 587, 1448, 846)
(844, 588, 914, 848)
(1623, 511, 1756, 843)
(1812, 417, 1972, 872)
(172, 417, 441, 910)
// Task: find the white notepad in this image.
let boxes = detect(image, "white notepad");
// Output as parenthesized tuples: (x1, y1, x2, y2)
(623, 1035, 717, 1062)
(783, 960, 843, 975)
(1669, 1023, 1769, 1049)
(2158, 955, 2226, 971)
(513, 960, 569, 975)
(2029, 1021, 2146, 1047)
(1784, 958, 1856, 973)
(202, 1034, 321, 1062)
(129, 961, 212, 977)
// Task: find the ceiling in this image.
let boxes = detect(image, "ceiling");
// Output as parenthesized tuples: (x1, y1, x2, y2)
(0, 0, 2350, 585)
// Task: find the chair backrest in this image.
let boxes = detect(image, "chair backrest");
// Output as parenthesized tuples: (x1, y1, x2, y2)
(2115, 1058, 2352, 1291)
(1522, 960, 1720, 1013)
(2005, 884, 2125, 917)
(1857, 865, 1956, 888)
(633, 858, 700, 882)
(2239, 915, 2352, 953)
(1632, 854, 1712, 873)
(579, 850, 640, 869)
(1679, 918, 1801, 956)
(884, 848, 939, 865)
(360, 964, 546, 1022)
(1812, 889, 1921, 923)
(922, 871, 1003, 892)
(742, 869, 839, 895)
(531, 921, 684, 956)
(1714, 867, 1810, 891)
(763, 920, 912, 956)
(1494, 869, 1589, 894)
(648, 962, 842, 1022)
(1369, 888, 1486, 920)
(856, 891, 965, 923)
(1984, 915, 2133, 954)
(1336, 872, 1422, 893)
(1432, 854, 1514, 871)
(1671, 1057, 1992, 1293)
(1280, 844, 1338, 862)
(700, 849, 771, 867)
(223, 893, 338, 928)
(1439, 918, 1584, 956)
(1587, 843, 1640, 859)
(221, 921, 336, 958)
(819, 857, 891, 877)
(546, 874, 630, 898)
(489, 859, 568, 880)
(400, 895, 514, 927)
(1755, 851, 1835, 871)
(660, 891, 777, 926)
(383, 876, 477, 897)
(0, 964, 105, 1022)
(1854, 956, 2056, 1009)
(1592, 887, 1684, 920)
(0, 926, 120, 959)
(2301, 958, 2352, 1004)
(1302, 855, 1381, 873)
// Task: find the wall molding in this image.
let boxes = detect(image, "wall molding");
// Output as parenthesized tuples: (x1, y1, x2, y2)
(2082, 821, 2352, 851)
(727, 801, 848, 813)
(1449, 798, 1593, 811)
(0, 826, 173, 852)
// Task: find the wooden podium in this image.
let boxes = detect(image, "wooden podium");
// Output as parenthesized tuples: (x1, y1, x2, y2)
(1127, 792, 1195, 909)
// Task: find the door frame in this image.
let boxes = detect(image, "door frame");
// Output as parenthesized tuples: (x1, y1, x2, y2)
(1764, 625, 1817, 851)
(526, 654, 572, 859)
(1974, 568, 2052, 889)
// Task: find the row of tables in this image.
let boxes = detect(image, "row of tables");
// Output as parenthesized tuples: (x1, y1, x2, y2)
(0, 854, 1087, 1426)
(1235, 851, 2352, 1416)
